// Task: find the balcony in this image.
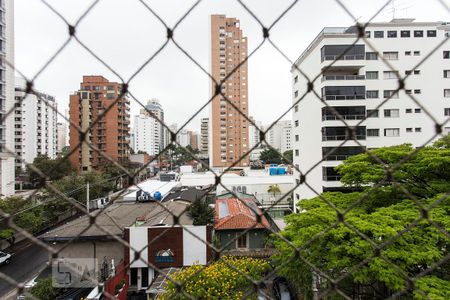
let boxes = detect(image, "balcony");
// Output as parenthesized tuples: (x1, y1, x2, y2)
(322, 146, 366, 161)
(321, 44, 365, 62)
(322, 106, 366, 121)
(321, 75, 365, 81)
(322, 126, 366, 141)
(322, 166, 341, 181)
(322, 86, 366, 101)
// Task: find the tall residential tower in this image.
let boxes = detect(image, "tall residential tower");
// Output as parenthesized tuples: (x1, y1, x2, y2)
(210, 15, 249, 168)
(0, 0, 14, 196)
(69, 76, 130, 172)
(291, 19, 450, 203)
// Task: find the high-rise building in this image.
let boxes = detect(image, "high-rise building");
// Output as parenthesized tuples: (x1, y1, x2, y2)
(291, 19, 450, 202)
(177, 129, 191, 148)
(68, 76, 130, 173)
(141, 99, 164, 151)
(266, 120, 292, 154)
(248, 117, 262, 149)
(0, 0, 15, 196)
(57, 122, 68, 154)
(132, 113, 159, 156)
(14, 79, 58, 170)
(189, 131, 198, 150)
(200, 117, 209, 155)
(210, 15, 249, 168)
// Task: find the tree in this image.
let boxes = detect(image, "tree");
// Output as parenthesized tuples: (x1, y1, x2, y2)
(187, 197, 214, 225)
(267, 184, 281, 198)
(27, 277, 59, 300)
(283, 149, 293, 164)
(27, 155, 73, 185)
(260, 148, 283, 165)
(273, 137, 450, 299)
(162, 256, 270, 300)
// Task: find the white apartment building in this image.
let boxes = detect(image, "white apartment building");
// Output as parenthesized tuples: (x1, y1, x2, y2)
(140, 99, 164, 150)
(267, 120, 292, 153)
(132, 114, 159, 156)
(14, 81, 58, 171)
(292, 19, 450, 203)
(0, 0, 14, 196)
(57, 122, 68, 154)
(200, 117, 209, 155)
(177, 129, 191, 148)
(248, 119, 262, 149)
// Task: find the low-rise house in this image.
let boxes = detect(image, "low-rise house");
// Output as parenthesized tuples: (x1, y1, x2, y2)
(40, 200, 193, 273)
(214, 194, 277, 257)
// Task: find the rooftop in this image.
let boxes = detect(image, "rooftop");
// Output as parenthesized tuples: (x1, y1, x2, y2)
(214, 197, 271, 231)
(40, 200, 192, 242)
(163, 186, 214, 203)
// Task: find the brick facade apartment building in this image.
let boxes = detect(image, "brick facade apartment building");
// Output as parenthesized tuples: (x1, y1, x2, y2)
(210, 15, 249, 168)
(69, 75, 130, 172)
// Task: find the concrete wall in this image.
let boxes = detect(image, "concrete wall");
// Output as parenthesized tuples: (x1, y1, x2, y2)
(217, 229, 267, 250)
(51, 240, 124, 272)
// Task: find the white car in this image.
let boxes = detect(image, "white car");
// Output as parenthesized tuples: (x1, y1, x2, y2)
(0, 251, 11, 265)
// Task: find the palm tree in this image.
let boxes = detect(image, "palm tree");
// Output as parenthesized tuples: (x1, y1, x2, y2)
(267, 184, 281, 199)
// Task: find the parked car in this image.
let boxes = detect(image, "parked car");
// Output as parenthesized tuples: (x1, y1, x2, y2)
(0, 251, 11, 265)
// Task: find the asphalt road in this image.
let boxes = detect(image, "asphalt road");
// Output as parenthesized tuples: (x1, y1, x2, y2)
(0, 243, 48, 300)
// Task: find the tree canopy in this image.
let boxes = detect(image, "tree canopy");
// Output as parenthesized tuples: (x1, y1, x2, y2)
(26, 155, 73, 185)
(273, 137, 450, 299)
(187, 197, 214, 226)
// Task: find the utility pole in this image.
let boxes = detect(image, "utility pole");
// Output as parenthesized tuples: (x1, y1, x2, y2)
(86, 181, 90, 213)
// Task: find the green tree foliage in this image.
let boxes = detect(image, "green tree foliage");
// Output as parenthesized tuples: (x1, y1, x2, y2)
(27, 277, 59, 300)
(260, 148, 283, 165)
(161, 257, 270, 300)
(26, 155, 73, 185)
(172, 145, 199, 167)
(283, 149, 293, 164)
(273, 138, 450, 299)
(187, 197, 214, 225)
(267, 184, 281, 198)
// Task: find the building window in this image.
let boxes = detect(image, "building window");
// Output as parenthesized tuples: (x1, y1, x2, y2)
(444, 89, 450, 97)
(384, 90, 399, 98)
(405, 51, 411, 56)
(367, 129, 379, 137)
(414, 70, 420, 75)
(405, 89, 412, 94)
(366, 90, 379, 99)
(374, 31, 384, 38)
(294, 90, 298, 98)
(414, 30, 424, 37)
(294, 105, 298, 112)
(405, 108, 412, 113)
(295, 135, 299, 141)
(383, 71, 399, 79)
(383, 52, 399, 60)
(366, 71, 378, 79)
(415, 128, 422, 132)
(295, 120, 299, 127)
(366, 52, 378, 60)
(415, 108, 421, 113)
(406, 128, 413, 132)
(387, 31, 397, 38)
(237, 233, 247, 249)
(405, 70, 412, 75)
(367, 109, 379, 118)
(294, 75, 298, 83)
(444, 70, 450, 78)
(414, 89, 421, 94)
(444, 51, 450, 59)
(445, 108, 450, 116)
(295, 149, 299, 156)
(365, 31, 371, 38)
(384, 128, 400, 137)
(384, 109, 400, 118)
(401, 30, 410, 37)
(427, 30, 437, 37)
(413, 51, 420, 56)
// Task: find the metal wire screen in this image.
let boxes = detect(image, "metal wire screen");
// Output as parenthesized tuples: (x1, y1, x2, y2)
(0, 0, 449, 299)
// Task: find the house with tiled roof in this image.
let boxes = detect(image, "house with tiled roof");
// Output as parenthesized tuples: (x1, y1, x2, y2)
(214, 194, 277, 257)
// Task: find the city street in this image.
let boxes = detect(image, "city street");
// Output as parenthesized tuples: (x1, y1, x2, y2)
(0, 242, 48, 300)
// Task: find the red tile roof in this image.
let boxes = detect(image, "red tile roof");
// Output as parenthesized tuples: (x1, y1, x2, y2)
(214, 197, 271, 230)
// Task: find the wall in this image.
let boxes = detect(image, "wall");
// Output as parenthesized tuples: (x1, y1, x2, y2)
(217, 229, 268, 250)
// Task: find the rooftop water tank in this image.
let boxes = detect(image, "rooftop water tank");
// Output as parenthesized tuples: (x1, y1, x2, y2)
(154, 191, 162, 201)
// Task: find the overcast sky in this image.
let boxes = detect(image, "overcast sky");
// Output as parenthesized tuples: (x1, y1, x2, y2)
(15, 0, 449, 132)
